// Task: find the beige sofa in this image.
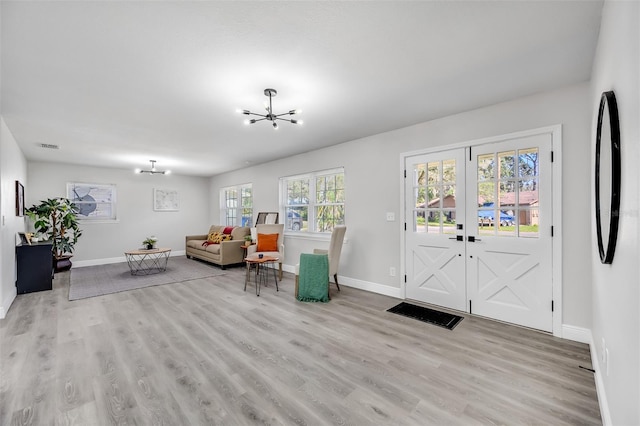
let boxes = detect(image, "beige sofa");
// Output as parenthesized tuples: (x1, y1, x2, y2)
(185, 225, 250, 269)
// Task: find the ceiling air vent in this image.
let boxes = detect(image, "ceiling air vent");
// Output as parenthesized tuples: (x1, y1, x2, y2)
(38, 143, 59, 149)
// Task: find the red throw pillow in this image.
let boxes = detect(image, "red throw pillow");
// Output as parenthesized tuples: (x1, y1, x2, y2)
(257, 233, 278, 252)
(223, 226, 234, 235)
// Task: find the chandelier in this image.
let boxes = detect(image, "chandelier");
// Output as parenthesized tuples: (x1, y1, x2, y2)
(136, 160, 171, 175)
(239, 88, 303, 129)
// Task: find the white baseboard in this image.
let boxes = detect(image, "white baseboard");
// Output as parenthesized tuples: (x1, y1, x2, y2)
(282, 264, 403, 299)
(561, 324, 591, 343)
(73, 250, 187, 268)
(336, 276, 403, 299)
(0, 287, 17, 320)
(587, 331, 612, 426)
(560, 325, 608, 425)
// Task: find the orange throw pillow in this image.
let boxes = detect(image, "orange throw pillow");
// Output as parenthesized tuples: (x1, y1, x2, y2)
(257, 233, 278, 252)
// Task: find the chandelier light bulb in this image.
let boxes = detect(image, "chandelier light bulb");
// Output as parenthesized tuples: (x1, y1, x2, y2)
(244, 119, 250, 125)
(165, 170, 171, 175)
(135, 168, 142, 174)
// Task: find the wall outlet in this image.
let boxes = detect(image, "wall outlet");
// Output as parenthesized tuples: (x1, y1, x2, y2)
(389, 267, 396, 277)
(386, 212, 395, 222)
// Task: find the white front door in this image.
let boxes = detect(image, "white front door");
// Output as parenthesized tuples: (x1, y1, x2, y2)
(405, 149, 467, 311)
(404, 132, 554, 332)
(466, 134, 553, 331)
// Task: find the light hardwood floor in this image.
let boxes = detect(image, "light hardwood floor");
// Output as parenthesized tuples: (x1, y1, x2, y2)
(1, 262, 601, 425)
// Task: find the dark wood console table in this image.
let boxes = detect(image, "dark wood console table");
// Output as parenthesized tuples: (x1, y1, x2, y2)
(16, 242, 53, 294)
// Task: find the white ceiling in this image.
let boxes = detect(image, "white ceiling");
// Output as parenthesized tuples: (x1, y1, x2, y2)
(1, 1, 603, 177)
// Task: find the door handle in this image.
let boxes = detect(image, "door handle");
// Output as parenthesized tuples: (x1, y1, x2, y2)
(468, 236, 481, 242)
(449, 235, 463, 241)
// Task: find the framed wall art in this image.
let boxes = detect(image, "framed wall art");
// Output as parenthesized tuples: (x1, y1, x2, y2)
(15, 181, 24, 217)
(154, 188, 179, 211)
(67, 182, 117, 221)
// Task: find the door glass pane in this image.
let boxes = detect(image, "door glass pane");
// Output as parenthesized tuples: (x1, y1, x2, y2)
(442, 159, 456, 184)
(477, 154, 495, 181)
(414, 210, 426, 233)
(498, 151, 516, 178)
(427, 211, 442, 234)
(478, 182, 495, 204)
(519, 180, 538, 205)
(499, 182, 516, 207)
(518, 148, 539, 178)
(415, 187, 426, 207)
(415, 164, 426, 186)
(478, 207, 495, 236)
(427, 162, 440, 184)
(518, 208, 539, 238)
(497, 213, 516, 236)
(443, 209, 456, 234)
(427, 186, 441, 206)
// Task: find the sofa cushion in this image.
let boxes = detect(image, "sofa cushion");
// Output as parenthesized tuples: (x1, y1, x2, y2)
(205, 244, 221, 254)
(231, 226, 250, 240)
(208, 225, 224, 235)
(187, 239, 207, 250)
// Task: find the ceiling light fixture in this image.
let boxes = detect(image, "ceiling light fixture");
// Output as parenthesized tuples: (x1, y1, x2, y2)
(135, 160, 171, 175)
(238, 88, 303, 129)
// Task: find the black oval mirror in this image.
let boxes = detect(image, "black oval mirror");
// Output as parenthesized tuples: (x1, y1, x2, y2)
(595, 91, 621, 264)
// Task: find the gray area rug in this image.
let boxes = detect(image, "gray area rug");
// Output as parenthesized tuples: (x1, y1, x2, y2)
(69, 256, 224, 300)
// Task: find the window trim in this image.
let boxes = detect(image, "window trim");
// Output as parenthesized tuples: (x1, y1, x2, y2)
(220, 183, 253, 227)
(280, 167, 345, 234)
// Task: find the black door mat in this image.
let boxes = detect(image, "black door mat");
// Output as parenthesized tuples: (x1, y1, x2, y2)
(387, 302, 463, 330)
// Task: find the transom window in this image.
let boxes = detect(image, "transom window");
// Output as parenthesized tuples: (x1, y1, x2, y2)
(280, 168, 345, 233)
(220, 184, 252, 227)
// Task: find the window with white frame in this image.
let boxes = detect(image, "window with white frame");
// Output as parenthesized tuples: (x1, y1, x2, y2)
(220, 184, 253, 227)
(280, 168, 345, 233)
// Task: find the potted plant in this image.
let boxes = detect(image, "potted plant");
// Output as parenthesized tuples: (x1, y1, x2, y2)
(26, 197, 82, 272)
(142, 236, 157, 250)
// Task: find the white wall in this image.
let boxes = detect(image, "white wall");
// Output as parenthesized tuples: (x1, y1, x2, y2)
(210, 82, 593, 329)
(27, 162, 211, 265)
(589, 1, 640, 424)
(0, 117, 28, 319)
